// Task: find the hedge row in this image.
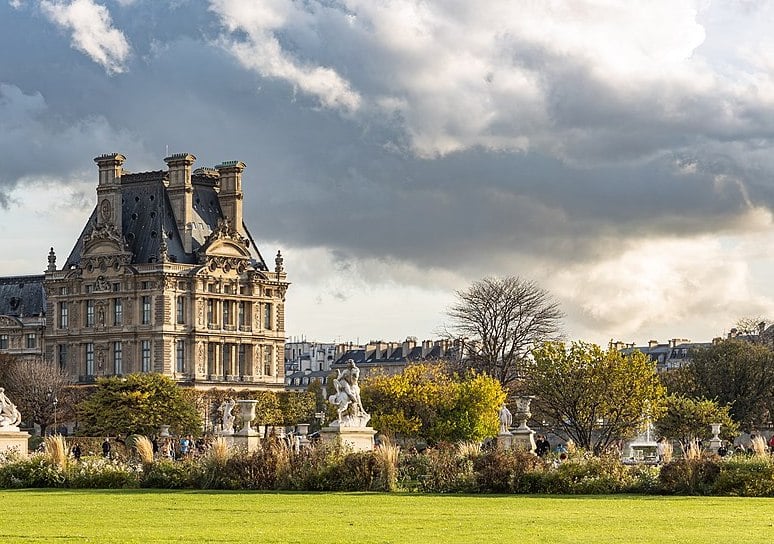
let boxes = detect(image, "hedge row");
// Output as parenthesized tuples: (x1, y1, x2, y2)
(2, 441, 773, 496)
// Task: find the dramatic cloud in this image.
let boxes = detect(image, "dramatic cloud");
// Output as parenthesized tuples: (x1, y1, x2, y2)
(39, 0, 130, 74)
(5, 1, 774, 343)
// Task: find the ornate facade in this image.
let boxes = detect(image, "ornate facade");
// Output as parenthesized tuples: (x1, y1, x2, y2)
(1, 152, 289, 390)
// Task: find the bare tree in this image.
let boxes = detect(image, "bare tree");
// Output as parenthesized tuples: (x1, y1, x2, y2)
(445, 276, 563, 388)
(0, 357, 73, 435)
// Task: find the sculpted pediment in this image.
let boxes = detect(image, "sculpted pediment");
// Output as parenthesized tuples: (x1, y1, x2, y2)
(82, 223, 129, 257)
(0, 315, 23, 327)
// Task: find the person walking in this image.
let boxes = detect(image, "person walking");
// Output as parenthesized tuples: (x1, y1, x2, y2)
(102, 437, 111, 459)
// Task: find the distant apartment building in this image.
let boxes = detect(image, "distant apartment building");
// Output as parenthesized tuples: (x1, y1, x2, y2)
(284, 337, 465, 391)
(614, 338, 711, 371)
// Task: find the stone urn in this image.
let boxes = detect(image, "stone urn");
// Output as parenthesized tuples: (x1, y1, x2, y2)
(159, 425, 171, 437)
(514, 396, 535, 430)
(708, 422, 722, 453)
(235, 399, 259, 435)
(296, 423, 310, 437)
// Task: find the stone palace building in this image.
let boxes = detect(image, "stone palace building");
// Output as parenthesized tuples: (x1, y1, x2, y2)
(0, 152, 289, 391)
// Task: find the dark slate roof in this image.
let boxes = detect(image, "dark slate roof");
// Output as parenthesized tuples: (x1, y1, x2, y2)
(65, 170, 267, 270)
(0, 275, 45, 317)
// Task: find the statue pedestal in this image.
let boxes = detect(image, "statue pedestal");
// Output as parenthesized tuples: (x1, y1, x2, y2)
(0, 430, 30, 456)
(496, 432, 514, 450)
(511, 427, 536, 453)
(320, 425, 377, 452)
(228, 432, 261, 452)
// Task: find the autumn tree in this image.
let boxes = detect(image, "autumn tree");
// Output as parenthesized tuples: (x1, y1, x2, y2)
(654, 395, 738, 447)
(687, 339, 774, 429)
(446, 276, 563, 388)
(361, 362, 506, 443)
(77, 373, 201, 437)
(0, 356, 74, 435)
(528, 342, 666, 454)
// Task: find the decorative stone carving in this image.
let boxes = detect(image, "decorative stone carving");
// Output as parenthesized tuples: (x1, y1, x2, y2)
(0, 388, 22, 429)
(94, 276, 111, 292)
(328, 359, 370, 428)
(47, 247, 57, 272)
(196, 342, 205, 374)
(498, 404, 512, 435)
(219, 399, 236, 435)
(99, 199, 112, 222)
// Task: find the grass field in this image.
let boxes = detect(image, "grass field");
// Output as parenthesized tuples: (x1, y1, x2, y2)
(1, 490, 771, 543)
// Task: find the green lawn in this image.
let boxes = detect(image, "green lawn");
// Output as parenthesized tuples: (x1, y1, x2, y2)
(2, 490, 771, 543)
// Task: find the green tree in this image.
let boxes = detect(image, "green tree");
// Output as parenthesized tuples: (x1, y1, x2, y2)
(529, 341, 666, 454)
(446, 276, 563, 388)
(277, 391, 316, 425)
(77, 373, 201, 436)
(654, 395, 738, 447)
(687, 339, 774, 429)
(361, 363, 506, 443)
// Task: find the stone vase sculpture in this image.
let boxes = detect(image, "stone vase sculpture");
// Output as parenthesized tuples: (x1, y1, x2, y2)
(709, 423, 722, 453)
(511, 396, 536, 453)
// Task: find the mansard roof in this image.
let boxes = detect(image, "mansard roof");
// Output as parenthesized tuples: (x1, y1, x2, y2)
(65, 168, 267, 270)
(0, 275, 45, 317)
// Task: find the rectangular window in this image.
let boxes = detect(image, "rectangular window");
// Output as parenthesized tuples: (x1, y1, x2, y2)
(223, 343, 232, 377)
(142, 296, 151, 325)
(113, 341, 122, 375)
(207, 299, 214, 326)
(141, 340, 151, 372)
(223, 301, 231, 326)
(207, 343, 215, 375)
(264, 303, 272, 330)
(59, 302, 69, 328)
(0, 335, 8, 350)
(264, 345, 273, 376)
(85, 284, 93, 294)
(26, 333, 36, 349)
(58, 344, 68, 371)
(112, 282, 121, 292)
(86, 300, 95, 327)
(114, 298, 123, 326)
(176, 340, 185, 373)
(238, 302, 245, 327)
(59, 286, 68, 295)
(176, 296, 185, 324)
(238, 344, 246, 376)
(85, 343, 94, 376)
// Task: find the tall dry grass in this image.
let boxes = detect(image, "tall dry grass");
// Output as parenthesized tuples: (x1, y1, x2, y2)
(683, 438, 702, 461)
(134, 436, 155, 465)
(661, 441, 674, 464)
(750, 436, 769, 459)
(208, 437, 231, 466)
(374, 436, 400, 492)
(456, 441, 482, 459)
(44, 434, 68, 469)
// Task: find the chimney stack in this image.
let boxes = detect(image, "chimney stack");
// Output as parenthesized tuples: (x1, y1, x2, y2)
(164, 153, 196, 252)
(216, 160, 246, 235)
(94, 153, 126, 229)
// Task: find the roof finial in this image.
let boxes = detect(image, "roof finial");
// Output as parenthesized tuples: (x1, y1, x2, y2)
(275, 250, 284, 274)
(47, 247, 57, 272)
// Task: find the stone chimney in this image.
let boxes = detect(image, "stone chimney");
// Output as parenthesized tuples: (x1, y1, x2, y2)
(164, 153, 196, 252)
(94, 153, 126, 229)
(648, 340, 658, 349)
(216, 160, 246, 235)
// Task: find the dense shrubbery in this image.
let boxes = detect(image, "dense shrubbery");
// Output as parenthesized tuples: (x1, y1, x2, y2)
(1, 437, 772, 496)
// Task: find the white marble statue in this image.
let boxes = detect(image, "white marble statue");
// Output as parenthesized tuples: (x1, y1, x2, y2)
(498, 404, 512, 434)
(328, 359, 369, 427)
(219, 399, 236, 434)
(0, 388, 22, 429)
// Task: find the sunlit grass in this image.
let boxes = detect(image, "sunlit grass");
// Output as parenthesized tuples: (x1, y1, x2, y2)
(1, 490, 772, 543)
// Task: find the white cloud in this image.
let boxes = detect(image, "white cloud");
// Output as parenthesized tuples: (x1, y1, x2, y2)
(549, 209, 774, 343)
(39, 0, 130, 74)
(209, 0, 361, 112)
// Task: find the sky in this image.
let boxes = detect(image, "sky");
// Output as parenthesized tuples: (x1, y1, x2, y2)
(3, 1, 774, 347)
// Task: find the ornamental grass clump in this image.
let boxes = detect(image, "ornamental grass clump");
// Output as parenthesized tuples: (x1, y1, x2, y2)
(373, 436, 400, 492)
(133, 436, 155, 466)
(44, 434, 68, 470)
(750, 436, 768, 459)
